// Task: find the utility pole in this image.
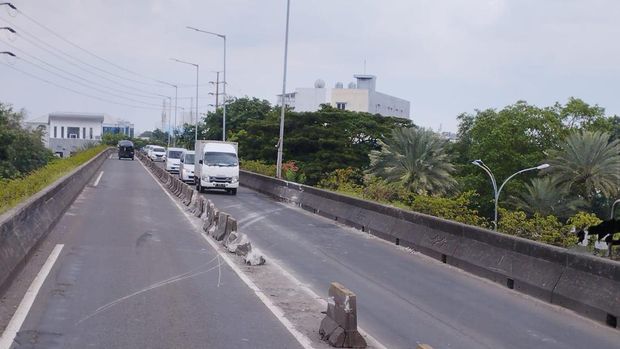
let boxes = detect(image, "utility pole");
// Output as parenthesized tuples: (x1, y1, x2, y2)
(276, 0, 291, 179)
(214, 71, 220, 110)
(161, 99, 167, 132)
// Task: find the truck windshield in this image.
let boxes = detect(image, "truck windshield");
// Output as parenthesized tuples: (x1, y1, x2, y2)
(205, 152, 238, 166)
(168, 151, 183, 159)
(184, 154, 195, 164)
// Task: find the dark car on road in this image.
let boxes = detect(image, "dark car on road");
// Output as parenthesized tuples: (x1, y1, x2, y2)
(118, 140, 134, 160)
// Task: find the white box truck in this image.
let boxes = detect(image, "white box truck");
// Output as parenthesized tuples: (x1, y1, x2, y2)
(194, 140, 239, 195)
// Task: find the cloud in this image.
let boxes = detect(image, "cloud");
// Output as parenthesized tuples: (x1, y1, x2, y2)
(0, 0, 618, 133)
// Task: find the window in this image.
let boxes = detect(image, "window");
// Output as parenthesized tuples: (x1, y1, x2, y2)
(61, 127, 64, 138)
(90, 128, 93, 139)
(336, 102, 346, 110)
(67, 127, 80, 139)
(54, 126, 57, 138)
(83, 127, 86, 139)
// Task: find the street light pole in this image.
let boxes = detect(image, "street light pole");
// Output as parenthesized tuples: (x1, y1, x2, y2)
(276, 0, 291, 179)
(186, 26, 227, 141)
(156, 80, 178, 147)
(171, 58, 199, 149)
(167, 96, 172, 148)
(472, 160, 550, 230)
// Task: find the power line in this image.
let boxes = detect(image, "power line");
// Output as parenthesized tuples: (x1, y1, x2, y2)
(16, 7, 171, 87)
(14, 7, 213, 89)
(0, 24, 215, 99)
(0, 16, 173, 94)
(12, 55, 164, 107)
(0, 60, 163, 110)
(0, 39, 169, 101)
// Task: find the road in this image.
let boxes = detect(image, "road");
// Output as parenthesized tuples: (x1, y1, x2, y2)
(204, 185, 620, 349)
(1, 158, 303, 349)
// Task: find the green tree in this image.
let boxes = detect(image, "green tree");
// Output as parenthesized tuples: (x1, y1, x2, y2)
(544, 130, 620, 201)
(0, 103, 52, 179)
(557, 97, 607, 130)
(508, 177, 587, 219)
(369, 127, 456, 195)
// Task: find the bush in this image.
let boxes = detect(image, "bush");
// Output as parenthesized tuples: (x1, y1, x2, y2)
(241, 160, 276, 177)
(409, 191, 488, 227)
(0, 145, 107, 214)
(0, 103, 53, 179)
(498, 208, 577, 247)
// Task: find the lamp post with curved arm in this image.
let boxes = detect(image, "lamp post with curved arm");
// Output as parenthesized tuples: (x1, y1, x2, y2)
(472, 160, 550, 230)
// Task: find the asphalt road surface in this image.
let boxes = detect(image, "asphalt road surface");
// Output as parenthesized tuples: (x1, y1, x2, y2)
(205, 185, 620, 349)
(1, 158, 303, 349)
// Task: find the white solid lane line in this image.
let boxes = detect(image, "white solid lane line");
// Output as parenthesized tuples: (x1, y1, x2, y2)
(0, 244, 64, 349)
(93, 171, 104, 187)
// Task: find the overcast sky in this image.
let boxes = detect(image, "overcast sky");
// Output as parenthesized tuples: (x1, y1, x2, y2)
(1, 0, 619, 133)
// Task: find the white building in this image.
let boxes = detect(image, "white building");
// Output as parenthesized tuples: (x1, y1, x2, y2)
(103, 115, 135, 137)
(24, 112, 105, 157)
(277, 74, 410, 119)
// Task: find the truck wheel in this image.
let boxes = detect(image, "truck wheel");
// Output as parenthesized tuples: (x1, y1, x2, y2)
(230, 189, 237, 195)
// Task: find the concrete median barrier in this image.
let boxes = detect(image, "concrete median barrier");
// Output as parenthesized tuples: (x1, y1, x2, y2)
(319, 282, 367, 348)
(183, 185, 193, 206)
(206, 208, 220, 235)
(193, 196, 205, 217)
(240, 170, 620, 328)
(212, 212, 230, 241)
(0, 148, 112, 291)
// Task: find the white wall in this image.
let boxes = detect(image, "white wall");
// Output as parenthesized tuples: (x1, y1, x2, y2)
(49, 118, 102, 140)
(293, 88, 328, 112)
(369, 91, 410, 118)
(330, 89, 369, 112)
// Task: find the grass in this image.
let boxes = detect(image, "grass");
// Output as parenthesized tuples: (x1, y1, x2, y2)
(0, 145, 108, 215)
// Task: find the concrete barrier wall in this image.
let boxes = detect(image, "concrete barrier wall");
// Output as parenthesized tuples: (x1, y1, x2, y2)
(240, 170, 620, 327)
(0, 148, 111, 290)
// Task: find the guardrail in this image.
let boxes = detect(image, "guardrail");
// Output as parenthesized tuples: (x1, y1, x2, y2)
(0, 148, 112, 291)
(239, 170, 620, 329)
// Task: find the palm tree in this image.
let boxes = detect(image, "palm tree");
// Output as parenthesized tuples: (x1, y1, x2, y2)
(544, 131, 620, 200)
(508, 176, 588, 218)
(369, 127, 456, 195)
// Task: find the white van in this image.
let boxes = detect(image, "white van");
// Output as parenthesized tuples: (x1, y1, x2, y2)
(178, 150, 195, 183)
(194, 141, 239, 195)
(149, 146, 166, 161)
(165, 147, 186, 173)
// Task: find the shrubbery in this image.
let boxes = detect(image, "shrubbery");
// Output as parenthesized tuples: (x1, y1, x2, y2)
(0, 145, 107, 214)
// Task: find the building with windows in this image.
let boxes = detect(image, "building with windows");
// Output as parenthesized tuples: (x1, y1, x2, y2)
(277, 74, 410, 119)
(24, 112, 104, 157)
(24, 112, 136, 157)
(103, 115, 135, 137)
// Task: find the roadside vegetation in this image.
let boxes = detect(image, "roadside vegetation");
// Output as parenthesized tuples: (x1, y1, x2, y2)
(0, 144, 107, 214)
(174, 97, 619, 250)
(0, 102, 111, 214)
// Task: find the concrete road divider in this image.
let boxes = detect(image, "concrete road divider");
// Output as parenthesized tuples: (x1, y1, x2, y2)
(139, 160, 268, 267)
(0, 148, 112, 291)
(240, 170, 620, 329)
(319, 282, 367, 348)
(182, 185, 193, 206)
(244, 248, 266, 266)
(207, 208, 220, 235)
(212, 212, 230, 241)
(224, 231, 252, 256)
(193, 196, 206, 217)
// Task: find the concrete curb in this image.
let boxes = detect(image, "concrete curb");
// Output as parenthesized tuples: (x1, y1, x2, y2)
(239, 170, 620, 328)
(0, 148, 112, 291)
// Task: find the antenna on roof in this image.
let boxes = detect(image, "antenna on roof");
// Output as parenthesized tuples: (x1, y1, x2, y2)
(363, 59, 367, 74)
